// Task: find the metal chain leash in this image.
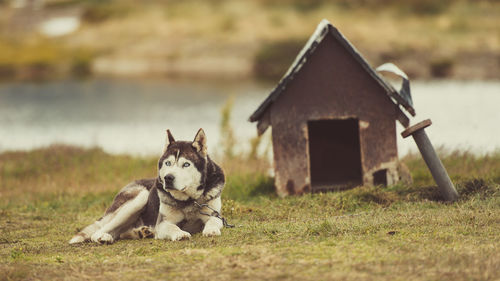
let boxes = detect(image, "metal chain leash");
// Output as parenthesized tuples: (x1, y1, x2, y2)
(194, 201, 235, 228)
(194, 202, 389, 229)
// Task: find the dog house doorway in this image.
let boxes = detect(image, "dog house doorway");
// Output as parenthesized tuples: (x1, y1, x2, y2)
(308, 119, 363, 191)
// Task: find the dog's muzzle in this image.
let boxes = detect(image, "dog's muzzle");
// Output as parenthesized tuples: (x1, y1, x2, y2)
(163, 174, 175, 190)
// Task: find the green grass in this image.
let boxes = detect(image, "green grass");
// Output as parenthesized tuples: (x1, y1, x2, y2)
(0, 146, 499, 280)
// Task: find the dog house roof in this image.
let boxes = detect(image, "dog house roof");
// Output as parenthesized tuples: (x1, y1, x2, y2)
(249, 19, 415, 124)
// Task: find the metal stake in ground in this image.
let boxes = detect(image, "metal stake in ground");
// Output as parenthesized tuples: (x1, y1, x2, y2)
(401, 119, 459, 202)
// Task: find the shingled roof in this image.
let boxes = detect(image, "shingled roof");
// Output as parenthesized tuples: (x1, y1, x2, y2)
(249, 19, 415, 126)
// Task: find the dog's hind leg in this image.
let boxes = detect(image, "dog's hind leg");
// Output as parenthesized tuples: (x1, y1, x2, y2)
(69, 220, 102, 244)
(69, 211, 121, 244)
(120, 226, 155, 240)
(69, 183, 150, 245)
(90, 189, 150, 244)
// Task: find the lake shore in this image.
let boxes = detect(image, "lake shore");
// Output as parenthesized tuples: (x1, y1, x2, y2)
(0, 0, 498, 81)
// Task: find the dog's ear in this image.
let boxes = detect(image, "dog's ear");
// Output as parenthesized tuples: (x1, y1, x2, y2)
(164, 129, 175, 152)
(192, 128, 207, 157)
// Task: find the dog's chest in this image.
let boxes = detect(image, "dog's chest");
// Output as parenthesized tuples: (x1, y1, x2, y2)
(176, 204, 205, 233)
(181, 205, 201, 221)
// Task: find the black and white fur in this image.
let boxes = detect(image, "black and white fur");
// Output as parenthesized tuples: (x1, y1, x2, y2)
(69, 129, 225, 244)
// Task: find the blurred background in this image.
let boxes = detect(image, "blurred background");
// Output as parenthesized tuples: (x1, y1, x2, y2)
(0, 0, 498, 156)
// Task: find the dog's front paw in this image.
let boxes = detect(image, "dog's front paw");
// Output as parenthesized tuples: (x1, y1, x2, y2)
(170, 230, 191, 241)
(155, 229, 191, 241)
(202, 226, 221, 237)
(91, 231, 114, 244)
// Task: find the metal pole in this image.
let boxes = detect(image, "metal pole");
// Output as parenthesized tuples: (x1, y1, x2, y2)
(402, 119, 459, 202)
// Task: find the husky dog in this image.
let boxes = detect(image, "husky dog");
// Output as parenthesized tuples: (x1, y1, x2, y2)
(69, 129, 225, 244)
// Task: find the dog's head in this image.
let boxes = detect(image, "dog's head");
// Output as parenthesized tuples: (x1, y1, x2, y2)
(157, 129, 208, 200)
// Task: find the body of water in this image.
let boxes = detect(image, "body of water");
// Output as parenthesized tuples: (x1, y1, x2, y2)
(0, 78, 499, 157)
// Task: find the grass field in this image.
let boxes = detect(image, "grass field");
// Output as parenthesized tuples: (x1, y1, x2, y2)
(0, 145, 499, 280)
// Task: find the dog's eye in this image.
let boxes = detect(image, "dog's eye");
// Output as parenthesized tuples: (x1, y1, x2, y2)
(165, 161, 172, 166)
(182, 162, 190, 168)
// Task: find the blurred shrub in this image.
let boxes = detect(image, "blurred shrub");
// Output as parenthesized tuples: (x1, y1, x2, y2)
(402, 150, 500, 186)
(258, 0, 326, 9)
(20, 62, 54, 81)
(0, 39, 94, 80)
(70, 48, 94, 77)
(82, 2, 132, 23)
(224, 172, 275, 201)
(220, 97, 236, 159)
(394, 0, 453, 15)
(253, 39, 304, 81)
(430, 57, 454, 78)
(219, 15, 236, 32)
(71, 58, 91, 77)
(257, 0, 456, 14)
(248, 135, 263, 161)
(0, 40, 59, 66)
(0, 40, 59, 80)
(290, 0, 325, 11)
(0, 64, 15, 78)
(216, 95, 274, 200)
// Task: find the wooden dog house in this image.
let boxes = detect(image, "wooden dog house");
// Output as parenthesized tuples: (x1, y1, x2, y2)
(249, 20, 415, 196)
